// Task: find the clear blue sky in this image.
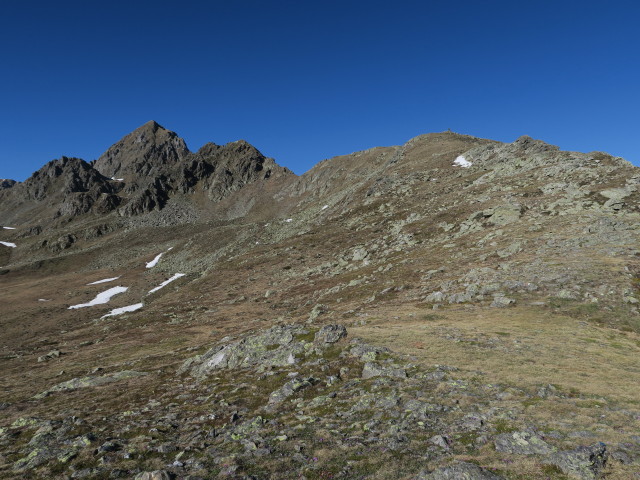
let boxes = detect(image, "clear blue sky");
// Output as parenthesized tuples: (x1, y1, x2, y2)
(1, 1, 639, 181)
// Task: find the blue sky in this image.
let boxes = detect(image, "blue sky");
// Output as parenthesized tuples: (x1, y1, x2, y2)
(1, 1, 639, 181)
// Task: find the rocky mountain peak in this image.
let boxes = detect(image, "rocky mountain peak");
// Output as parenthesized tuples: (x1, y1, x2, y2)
(93, 121, 190, 178)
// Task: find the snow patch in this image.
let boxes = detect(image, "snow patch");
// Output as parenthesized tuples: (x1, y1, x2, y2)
(149, 273, 186, 294)
(0, 241, 16, 248)
(321, 205, 329, 210)
(453, 155, 472, 168)
(68, 286, 128, 309)
(2, 226, 16, 230)
(146, 253, 163, 268)
(101, 303, 143, 318)
(110, 177, 124, 181)
(146, 247, 173, 268)
(285, 218, 293, 223)
(87, 276, 121, 285)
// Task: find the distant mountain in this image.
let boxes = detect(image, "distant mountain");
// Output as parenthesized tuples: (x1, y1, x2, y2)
(0, 120, 292, 223)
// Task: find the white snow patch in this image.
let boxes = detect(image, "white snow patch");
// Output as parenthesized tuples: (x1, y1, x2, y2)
(87, 276, 121, 285)
(68, 286, 128, 309)
(149, 273, 186, 294)
(101, 303, 143, 318)
(453, 155, 472, 168)
(285, 218, 293, 223)
(38, 299, 51, 302)
(145, 247, 173, 268)
(321, 205, 329, 210)
(146, 253, 163, 268)
(0, 241, 16, 248)
(110, 177, 124, 181)
(3, 226, 16, 230)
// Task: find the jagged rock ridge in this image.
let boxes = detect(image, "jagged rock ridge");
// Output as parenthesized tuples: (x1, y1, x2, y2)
(0, 121, 293, 222)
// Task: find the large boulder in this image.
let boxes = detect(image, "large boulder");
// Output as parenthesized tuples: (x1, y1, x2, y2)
(543, 443, 608, 480)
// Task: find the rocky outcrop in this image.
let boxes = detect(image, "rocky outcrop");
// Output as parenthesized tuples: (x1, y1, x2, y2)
(34, 371, 147, 399)
(543, 443, 609, 480)
(0, 179, 16, 189)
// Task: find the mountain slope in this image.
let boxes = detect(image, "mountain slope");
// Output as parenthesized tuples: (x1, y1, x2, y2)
(1, 127, 640, 479)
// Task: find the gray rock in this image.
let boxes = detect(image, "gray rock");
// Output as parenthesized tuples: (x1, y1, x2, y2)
(34, 371, 147, 398)
(490, 295, 515, 308)
(448, 292, 472, 304)
(349, 341, 390, 361)
(314, 324, 347, 344)
(186, 325, 309, 377)
(361, 362, 407, 380)
(418, 461, 504, 479)
(267, 377, 315, 407)
(494, 431, 554, 455)
(543, 443, 608, 479)
(429, 434, 451, 450)
(425, 291, 446, 303)
(484, 204, 524, 226)
(134, 471, 173, 480)
(308, 304, 329, 322)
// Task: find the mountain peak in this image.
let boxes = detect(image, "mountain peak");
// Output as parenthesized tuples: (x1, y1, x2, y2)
(137, 120, 164, 132)
(93, 121, 190, 178)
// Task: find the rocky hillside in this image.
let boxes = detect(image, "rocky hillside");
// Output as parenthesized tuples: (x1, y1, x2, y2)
(1, 125, 640, 479)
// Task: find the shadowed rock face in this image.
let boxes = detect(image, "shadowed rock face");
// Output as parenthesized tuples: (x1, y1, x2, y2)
(0, 179, 16, 189)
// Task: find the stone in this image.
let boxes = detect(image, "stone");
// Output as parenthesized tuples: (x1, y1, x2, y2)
(308, 304, 329, 322)
(490, 295, 515, 308)
(494, 431, 554, 455)
(483, 204, 524, 226)
(361, 362, 407, 380)
(314, 324, 347, 344)
(134, 471, 173, 480)
(186, 325, 310, 377)
(543, 443, 608, 480)
(34, 371, 147, 398)
(429, 434, 451, 450)
(267, 378, 315, 407)
(418, 461, 504, 479)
